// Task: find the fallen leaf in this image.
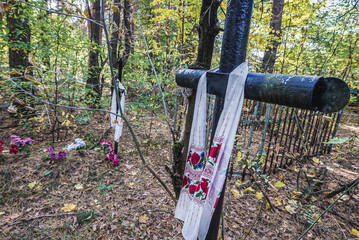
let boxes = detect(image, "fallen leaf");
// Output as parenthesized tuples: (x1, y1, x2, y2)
(244, 187, 254, 192)
(351, 228, 359, 237)
(265, 203, 270, 210)
(139, 214, 149, 224)
(255, 191, 263, 200)
(62, 204, 77, 212)
(232, 189, 241, 198)
(74, 183, 84, 190)
(292, 191, 302, 199)
(274, 181, 285, 188)
(129, 182, 134, 186)
(312, 213, 322, 224)
(28, 181, 37, 189)
(312, 157, 320, 164)
(285, 205, 296, 214)
(275, 197, 283, 206)
(7, 105, 17, 113)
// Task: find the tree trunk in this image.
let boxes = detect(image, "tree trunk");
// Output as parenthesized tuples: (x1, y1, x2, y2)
(171, 0, 220, 198)
(123, 0, 133, 65)
(111, 0, 122, 74)
(86, 0, 102, 105)
(7, 1, 32, 115)
(7, 2, 31, 69)
(261, 0, 284, 73)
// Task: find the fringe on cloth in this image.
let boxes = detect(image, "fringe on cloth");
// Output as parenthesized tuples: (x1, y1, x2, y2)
(175, 62, 248, 240)
(110, 80, 126, 142)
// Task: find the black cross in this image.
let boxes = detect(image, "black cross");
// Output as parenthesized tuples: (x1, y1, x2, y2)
(175, 0, 350, 239)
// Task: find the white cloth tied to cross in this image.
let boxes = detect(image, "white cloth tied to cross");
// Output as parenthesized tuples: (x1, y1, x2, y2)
(110, 80, 126, 142)
(175, 62, 248, 240)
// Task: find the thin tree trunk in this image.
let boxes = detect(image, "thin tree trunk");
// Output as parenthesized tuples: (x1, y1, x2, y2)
(261, 0, 284, 73)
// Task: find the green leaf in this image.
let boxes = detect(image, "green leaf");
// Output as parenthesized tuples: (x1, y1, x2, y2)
(323, 137, 349, 145)
(106, 185, 113, 189)
(274, 181, 286, 188)
(43, 170, 53, 176)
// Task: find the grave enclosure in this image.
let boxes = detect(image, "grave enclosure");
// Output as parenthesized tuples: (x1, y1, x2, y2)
(175, 0, 350, 238)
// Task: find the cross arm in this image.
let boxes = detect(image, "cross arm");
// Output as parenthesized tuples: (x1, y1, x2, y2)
(176, 68, 350, 113)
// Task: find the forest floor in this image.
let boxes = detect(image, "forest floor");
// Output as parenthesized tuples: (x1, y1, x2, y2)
(0, 101, 358, 240)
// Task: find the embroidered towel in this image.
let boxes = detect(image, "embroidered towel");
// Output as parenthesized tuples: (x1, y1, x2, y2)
(175, 62, 248, 240)
(110, 80, 126, 142)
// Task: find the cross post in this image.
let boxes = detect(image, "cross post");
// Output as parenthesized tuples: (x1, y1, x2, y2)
(175, 0, 350, 239)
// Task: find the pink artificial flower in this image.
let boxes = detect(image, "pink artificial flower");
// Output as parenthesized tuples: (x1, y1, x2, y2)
(112, 158, 119, 166)
(106, 152, 115, 161)
(24, 138, 34, 144)
(101, 141, 112, 147)
(10, 135, 20, 139)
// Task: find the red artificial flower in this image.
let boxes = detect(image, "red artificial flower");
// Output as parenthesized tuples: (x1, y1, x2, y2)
(9, 144, 19, 154)
(189, 184, 197, 194)
(0, 146, 4, 153)
(209, 144, 222, 158)
(190, 152, 201, 166)
(181, 176, 189, 188)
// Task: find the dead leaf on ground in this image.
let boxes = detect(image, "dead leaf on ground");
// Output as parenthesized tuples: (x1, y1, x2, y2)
(62, 204, 77, 212)
(285, 205, 297, 214)
(139, 214, 149, 224)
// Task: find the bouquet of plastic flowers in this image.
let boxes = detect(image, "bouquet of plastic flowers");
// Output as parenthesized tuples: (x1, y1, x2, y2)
(46, 147, 67, 161)
(100, 141, 119, 166)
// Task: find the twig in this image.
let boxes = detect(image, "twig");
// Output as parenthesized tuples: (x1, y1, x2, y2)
(19, 212, 79, 223)
(133, 0, 174, 166)
(88, 126, 112, 150)
(242, 199, 265, 240)
(326, 177, 359, 199)
(18, 0, 104, 27)
(297, 177, 359, 240)
(133, 0, 174, 138)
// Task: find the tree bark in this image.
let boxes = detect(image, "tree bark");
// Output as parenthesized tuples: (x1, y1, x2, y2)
(171, 0, 221, 198)
(7, 2, 31, 69)
(86, 0, 102, 104)
(111, 0, 122, 74)
(261, 0, 284, 73)
(123, 0, 133, 65)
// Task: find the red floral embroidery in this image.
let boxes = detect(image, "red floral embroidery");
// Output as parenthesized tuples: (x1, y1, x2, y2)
(186, 151, 192, 162)
(200, 178, 209, 196)
(190, 152, 201, 166)
(209, 144, 221, 159)
(182, 176, 189, 188)
(214, 197, 220, 209)
(189, 184, 197, 194)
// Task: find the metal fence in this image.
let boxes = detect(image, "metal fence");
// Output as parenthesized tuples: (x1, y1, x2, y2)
(227, 99, 342, 178)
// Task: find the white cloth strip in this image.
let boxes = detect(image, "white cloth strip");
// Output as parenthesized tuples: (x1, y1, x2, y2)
(175, 62, 248, 240)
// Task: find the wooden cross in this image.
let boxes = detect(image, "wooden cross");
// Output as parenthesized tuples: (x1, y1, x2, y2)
(175, 0, 350, 238)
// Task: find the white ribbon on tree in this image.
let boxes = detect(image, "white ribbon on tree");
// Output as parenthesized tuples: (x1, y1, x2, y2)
(110, 80, 126, 142)
(175, 62, 248, 240)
